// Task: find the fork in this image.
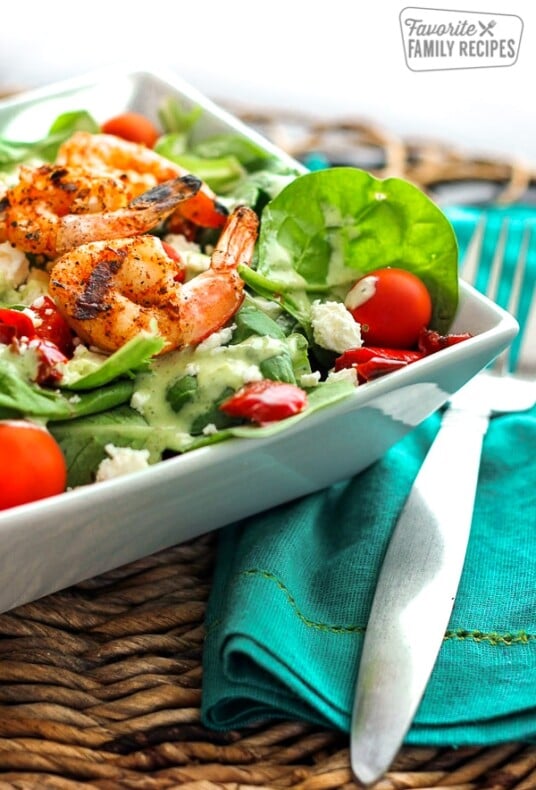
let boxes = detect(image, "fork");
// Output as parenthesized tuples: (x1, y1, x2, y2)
(350, 218, 536, 785)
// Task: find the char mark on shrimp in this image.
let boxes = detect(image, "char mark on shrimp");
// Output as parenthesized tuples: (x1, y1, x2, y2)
(71, 253, 124, 320)
(49, 167, 71, 186)
(129, 175, 202, 212)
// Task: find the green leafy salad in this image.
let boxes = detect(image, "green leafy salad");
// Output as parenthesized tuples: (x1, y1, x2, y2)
(0, 98, 459, 492)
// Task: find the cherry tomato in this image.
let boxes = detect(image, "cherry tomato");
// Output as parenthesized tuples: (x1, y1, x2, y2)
(0, 421, 67, 510)
(219, 381, 308, 424)
(101, 112, 160, 147)
(346, 267, 433, 349)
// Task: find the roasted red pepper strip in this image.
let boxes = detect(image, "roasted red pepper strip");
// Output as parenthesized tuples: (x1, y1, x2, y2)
(30, 296, 75, 357)
(353, 356, 411, 382)
(0, 308, 35, 344)
(220, 380, 308, 424)
(29, 338, 68, 386)
(418, 328, 473, 355)
(335, 346, 425, 384)
(0, 305, 68, 385)
(335, 347, 424, 370)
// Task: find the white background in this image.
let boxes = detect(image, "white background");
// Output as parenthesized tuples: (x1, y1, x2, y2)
(1, 0, 534, 164)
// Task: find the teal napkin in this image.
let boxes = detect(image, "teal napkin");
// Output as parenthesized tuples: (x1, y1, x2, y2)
(201, 205, 536, 747)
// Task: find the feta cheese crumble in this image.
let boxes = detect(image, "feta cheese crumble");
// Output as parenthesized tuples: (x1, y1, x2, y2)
(95, 444, 150, 482)
(0, 241, 30, 291)
(196, 325, 235, 351)
(300, 371, 321, 388)
(310, 300, 362, 354)
(326, 367, 359, 386)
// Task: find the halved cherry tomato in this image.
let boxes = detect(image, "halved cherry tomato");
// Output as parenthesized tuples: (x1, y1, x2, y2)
(0, 421, 67, 510)
(101, 112, 160, 147)
(345, 267, 432, 349)
(220, 380, 308, 424)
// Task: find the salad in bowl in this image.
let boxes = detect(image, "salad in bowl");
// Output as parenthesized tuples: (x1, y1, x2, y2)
(0, 84, 467, 510)
(0, 69, 518, 614)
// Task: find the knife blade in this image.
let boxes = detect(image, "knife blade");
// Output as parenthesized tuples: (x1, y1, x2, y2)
(349, 407, 489, 785)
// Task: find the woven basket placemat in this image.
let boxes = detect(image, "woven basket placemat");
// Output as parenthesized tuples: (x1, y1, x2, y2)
(0, 533, 535, 790)
(0, 98, 535, 788)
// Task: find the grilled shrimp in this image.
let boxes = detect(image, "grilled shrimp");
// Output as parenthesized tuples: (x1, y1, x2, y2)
(0, 164, 201, 257)
(48, 205, 259, 354)
(57, 131, 228, 230)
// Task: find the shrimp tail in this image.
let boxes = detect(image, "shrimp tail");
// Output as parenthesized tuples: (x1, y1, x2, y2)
(177, 205, 259, 346)
(211, 205, 259, 271)
(56, 175, 202, 254)
(129, 174, 201, 212)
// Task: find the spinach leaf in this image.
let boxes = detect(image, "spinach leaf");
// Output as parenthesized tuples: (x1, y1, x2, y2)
(0, 363, 72, 418)
(231, 302, 286, 344)
(222, 169, 298, 212)
(260, 352, 296, 384)
(158, 97, 203, 136)
(0, 110, 99, 169)
(166, 374, 198, 413)
(189, 387, 242, 436)
(192, 134, 274, 168)
(153, 140, 245, 192)
(51, 381, 135, 421)
(0, 363, 132, 419)
(253, 167, 459, 333)
(62, 333, 165, 390)
(49, 406, 155, 487)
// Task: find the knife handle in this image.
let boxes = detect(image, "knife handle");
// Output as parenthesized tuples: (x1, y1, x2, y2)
(350, 405, 490, 786)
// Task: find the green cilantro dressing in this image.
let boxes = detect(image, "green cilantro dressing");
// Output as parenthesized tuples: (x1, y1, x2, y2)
(131, 333, 288, 451)
(0, 343, 39, 381)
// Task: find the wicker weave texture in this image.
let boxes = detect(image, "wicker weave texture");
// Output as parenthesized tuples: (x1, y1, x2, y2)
(0, 535, 533, 789)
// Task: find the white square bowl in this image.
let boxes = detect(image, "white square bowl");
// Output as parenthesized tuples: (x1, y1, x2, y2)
(0, 67, 518, 614)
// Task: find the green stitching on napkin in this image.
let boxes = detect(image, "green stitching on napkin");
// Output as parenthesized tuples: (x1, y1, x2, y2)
(444, 629, 536, 646)
(240, 569, 536, 646)
(240, 569, 366, 634)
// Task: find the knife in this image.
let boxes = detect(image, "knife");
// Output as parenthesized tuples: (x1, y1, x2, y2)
(349, 419, 487, 784)
(350, 226, 489, 786)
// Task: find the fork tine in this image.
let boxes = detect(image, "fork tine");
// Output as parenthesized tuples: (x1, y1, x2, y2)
(485, 219, 509, 305)
(493, 225, 531, 376)
(514, 228, 536, 377)
(460, 217, 486, 287)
